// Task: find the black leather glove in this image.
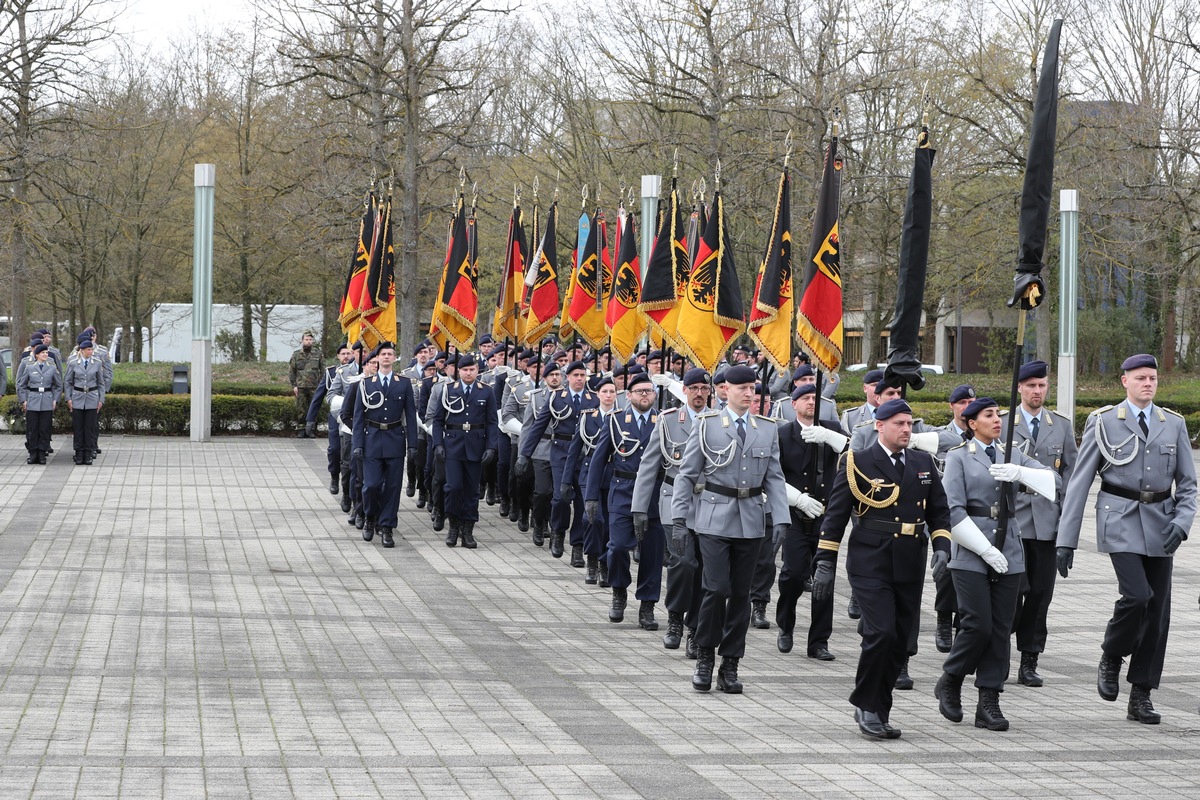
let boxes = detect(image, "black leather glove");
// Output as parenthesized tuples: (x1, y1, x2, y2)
(561, 483, 575, 504)
(1163, 522, 1187, 555)
(481, 448, 496, 467)
(515, 455, 530, 476)
(772, 523, 789, 549)
(585, 500, 599, 524)
(811, 560, 835, 601)
(352, 447, 363, 461)
(433, 445, 446, 463)
(930, 550, 949, 582)
(1056, 546, 1074, 578)
(671, 519, 689, 556)
(632, 512, 648, 543)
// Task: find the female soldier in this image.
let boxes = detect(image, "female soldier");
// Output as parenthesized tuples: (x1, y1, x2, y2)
(17, 343, 62, 464)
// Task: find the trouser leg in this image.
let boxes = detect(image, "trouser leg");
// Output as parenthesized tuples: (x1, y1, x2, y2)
(1014, 538, 1058, 654)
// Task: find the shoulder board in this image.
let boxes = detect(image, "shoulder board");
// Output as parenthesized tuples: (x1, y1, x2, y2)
(1050, 410, 1073, 422)
(1090, 405, 1113, 416)
(912, 417, 925, 424)
(560, 390, 568, 398)
(1163, 407, 1184, 419)
(854, 420, 874, 429)
(998, 409, 1010, 416)
(698, 410, 720, 419)
(582, 408, 598, 416)
(753, 414, 775, 422)
(947, 441, 968, 452)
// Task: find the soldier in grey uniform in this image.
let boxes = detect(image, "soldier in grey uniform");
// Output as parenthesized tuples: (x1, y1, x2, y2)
(671, 365, 790, 694)
(840, 369, 882, 432)
(501, 351, 539, 529)
(517, 362, 562, 545)
(17, 343, 62, 464)
(934, 397, 1058, 732)
(1057, 353, 1196, 724)
(329, 342, 364, 511)
(1005, 360, 1077, 687)
(423, 356, 457, 531)
(63, 340, 106, 465)
(772, 364, 838, 424)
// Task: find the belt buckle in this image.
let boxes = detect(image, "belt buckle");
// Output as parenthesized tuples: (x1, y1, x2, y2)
(737, 487, 750, 499)
(1140, 490, 1155, 503)
(990, 504, 1000, 519)
(900, 522, 916, 536)
(463, 422, 472, 432)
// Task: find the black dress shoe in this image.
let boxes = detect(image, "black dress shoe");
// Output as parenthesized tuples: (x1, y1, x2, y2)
(416, 492, 427, 509)
(638, 601, 658, 631)
(485, 486, 496, 505)
(329, 477, 339, 494)
(751, 602, 770, 630)
(632, 543, 641, 563)
(808, 646, 835, 661)
(935, 615, 954, 653)
(894, 657, 914, 690)
(569, 544, 584, 568)
(1098, 653, 1122, 701)
(855, 708, 890, 739)
(777, 631, 794, 653)
(381, 528, 395, 548)
(549, 530, 565, 558)
(609, 587, 627, 623)
(1127, 686, 1161, 724)
(363, 517, 376, 542)
(847, 593, 861, 620)
(1018, 652, 1043, 687)
(340, 496, 352, 513)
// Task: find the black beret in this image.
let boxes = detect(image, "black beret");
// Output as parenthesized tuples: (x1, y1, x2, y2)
(647, 349, 664, 361)
(597, 345, 611, 356)
(874, 377, 903, 395)
(611, 363, 627, 377)
(551, 349, 568, 361)
(792, 364, 814, 381)
(33, 343, 49, 355)
(949, 384, 976, 403)
(77, 333, 92, 345)
(713, 368, 728, 384)
(863, 369, 884, 384)
(376, 341, 396, 353)
(78, 340, 94, 350)
(36, 328, 49, 335)
(479, 334, 493, 344)
(627, 371, 653, 391)
(683, 368, 710, 387)
(725, 365, 757, 386)
(1121, 354, 1158, 371)
(542, 362, 561, 378)
(518, 349, 535, 361)
(352, 341, 365, 352)
(435, 351, 449, 361)
(457, 354, 477, 368)
(962, 397, 999, 420)
(565, 360, 588, 375)
(791, 383, 816, 400)
(874, 399, 913, 420)
(29, 336, 40, 347)
(733, 344, 750, 353)
(1018, 360, 1049, 382)
(413, 343, 426, 356)
(626, 364, 646, 377)
(589, 374, 615, 391)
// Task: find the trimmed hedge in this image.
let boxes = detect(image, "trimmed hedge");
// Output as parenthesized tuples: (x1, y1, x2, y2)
(110, 382, 293, 397)
(1, 394, 307, 436)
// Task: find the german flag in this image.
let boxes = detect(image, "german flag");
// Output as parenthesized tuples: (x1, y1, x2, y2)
(606, 210, 643, 363)
(748, 169, 793, 372)
(796, 136, 844, 373)
(639, 181, 689, 351)
(521, 201, 560, 346)
(563, 208, 610, 348)
(429, 195, 477, 351)
(338, 192, 375, 344)
(675, 190, 745, 372)
(493, 204, 528, 341)
(357, 194, 396, 350)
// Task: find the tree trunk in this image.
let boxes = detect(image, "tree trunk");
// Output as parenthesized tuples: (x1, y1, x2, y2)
(241, 252, 254, 360)
(398, 0, 420, 355)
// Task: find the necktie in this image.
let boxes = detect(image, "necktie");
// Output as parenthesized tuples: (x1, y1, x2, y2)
(637, 414, 645, 434)
(572, 393, 581, 412)
(382, 375, 389, 391)
(1030, 416, 1040, 442)
(891, 451, 904, 474)
(736, 418, 746, 444)
(985, 444, 996, 464)
(1138, 411, 1149, 437)
(465, 384, 471, 402)
(961, 429, 970, 442)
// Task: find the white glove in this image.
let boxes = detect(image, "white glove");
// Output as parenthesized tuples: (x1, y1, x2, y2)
(501, 417, 524, 438)
(989, 462, 1021, 482)
(329, 395, 344, 416)
(650, 373, 672, 387)
(951, 517, 1008, 573)
(990, 462, 1057, 501)
(800, 425, 849, 453)
(795, 492, 825, 518)
(667, 378, 687, 404)
(907, 431, 939, 453)
(419, 420, 432, 436)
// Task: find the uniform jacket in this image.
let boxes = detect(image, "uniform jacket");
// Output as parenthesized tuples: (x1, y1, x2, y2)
(519, 386, 600, 460)
(1006, 408, 1078, 542)
(633, 406, 697, 524)
(817, 445, 952, 582)
(840, 402, 875, 433)
(849, 417, 935, 452)
(431, 380, 499, 460)
(585, 407, 660, 516)
(17, 359, 62, 410)
(563, 407, 614, 494)
(351, 371, 418, 457)
(63, 357, 107, 409)
(502, 377, 534, 438)
(518, 388, 553, 461)
(306, 364, 341, 424)
(778, 418, 845, 529)
(67, 344, 113, 391)
(1058, 402, 1197, 556)
(943, 439, 1059, 575)
(288, 347, 324, 389)
(671, 408, 789, 538)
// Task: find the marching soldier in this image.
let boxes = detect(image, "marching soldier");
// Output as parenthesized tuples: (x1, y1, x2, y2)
(585, 372, 663, 627)
(934, 397, 1058, 732)
(351, 343, 418, 548)
(500, 351, 539, 529)
(289, 330, 324, 437)
(517, 362, 562, 546)
(432, 354, 499, 549)
(1057, 353, 1196, 724)
(633, 368, 712, 655)
(671, 365, 790, 695)
(812, 398, 952, 739)
(17, 343, 62, 464)
(840, 369, 883, 432)
(330, 343, 364, 511)
(63, 340, 106, 465)
(340, 351, 376, 530)
(422, 356, 457, 530)
(1006, 360, 1077, 687)
(929, 384, 978, 653)
(402, 342, 431, 498)
(307, 344, 354, 494)
(563, 375, 619, 586)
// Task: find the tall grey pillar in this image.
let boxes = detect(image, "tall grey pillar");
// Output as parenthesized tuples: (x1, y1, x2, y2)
(1057, 189, 1078, 419)
(639, 175, 661, 281)
(191, 164, 215, 442)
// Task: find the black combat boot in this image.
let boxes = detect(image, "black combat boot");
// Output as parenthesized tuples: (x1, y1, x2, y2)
(936, 613, 954, 653)
(609, 587, 627, 623)
(935, 672, 964, 723)
(445, 518, 460, 547)
(570, 544, 584, 568)
(416, 488, 427, 509)
(751, 602, 770, 629)
(716, 657, 743, 694)
(693, 648, 715, 691)
(685, 628, 698, 659)
(354, 511, 365, 530)
(894, 657, 914, 690)
(461, 521, 477, 549)
(598, 559, 610, 588)
(485, 485, 496, 506)
(329, 475, 339, 495)
(432, 508, 446, 532)
(1127, 685, 1161, 724)
(663, 612, 683, 649)
(847, 592, 861, 620)
(406, 480, 416, 498)
(1018, 652, 1043, 687)
(975, 689, 1009, 731)
(585, 555, 599, 585)
(1098, 653, 1122, 701)
(532, 519, 545, 546)
(380, 528, 395, 548)
(340, 476, 352, 512)
(510, 503, 521, 524)
(638, 601, 658, 631)
(499, 497, 510, 518)
(549, 530, 565, 558)
(362, 517, 376, 542)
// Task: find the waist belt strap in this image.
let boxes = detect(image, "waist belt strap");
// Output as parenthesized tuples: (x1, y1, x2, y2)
(446, 423, 478, 431)
(614, 469, 638, 480)
(552, 432, 574, 441)
(704, 482, 763, 499)
(859, 518, 924, 536)
(1100, 482, 1171, 504)
(74, 386, 95, 392)
(366, 419, 405, 432)
(965, 504, 1000, 520)
(663, 474, 675, 486)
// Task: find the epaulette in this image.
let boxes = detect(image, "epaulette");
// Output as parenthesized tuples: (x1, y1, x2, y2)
(1050, 410, 1073, 422)
(1164, 407, 1183, 419)
(947, 441, 969, 452)
(998, 409, 1010, 416)
(1090, 405, 1113, 416)
(854, 419, 874, 429)
(698, 410, 720, 419)
(753, 414, 776, 423)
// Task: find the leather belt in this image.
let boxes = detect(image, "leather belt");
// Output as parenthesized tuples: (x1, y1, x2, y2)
(1101, 482, 1171, 504)
(367, 419, 405, 432)
(663, 474, 675, 486)
(860, 518, 924, 536)
(614, 469, 638, 480)
(74, 386, 96, 392)
(966, 504, 1000, 520)
(446, 423, 479, 431)
(552, 432, 574, 441)
(704, 482, 763, 499)
(33, 388, 47, 393)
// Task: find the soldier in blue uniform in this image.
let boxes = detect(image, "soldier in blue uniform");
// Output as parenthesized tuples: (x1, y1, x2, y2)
(432, 354, 499, 549)
(307, 343, 354, 494)
(517, 360, 599, 561)
(586, 372, 663, 628)
(813, 398, 952, 739)
(340, 350, 376, 531)
(1057, 353, 1196, 724)
(562, 375, 619, 585)
(351, 342, 418, 548)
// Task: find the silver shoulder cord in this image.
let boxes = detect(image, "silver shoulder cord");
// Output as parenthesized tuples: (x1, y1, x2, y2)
(579, 411, 605, 454)
(549, 392, 572, 423)
(659, 415, 687, 468)
(610, 413, 643, 458)
(359, 377, 384, 410)
(698, 415, 736, 473)
(1095, 415, 1137, 468)
(441, 383, 466, 415)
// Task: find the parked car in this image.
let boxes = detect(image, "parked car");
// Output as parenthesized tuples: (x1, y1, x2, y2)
(844, 362, 945, 375)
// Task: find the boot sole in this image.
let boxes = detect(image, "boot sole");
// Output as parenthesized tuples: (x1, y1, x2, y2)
(974, 718, 1009, 731)
(639, 621, 659, 631)
(716, 681, 743, 694)
(1018, 675, 1044, 687)
(1127, 713, 1161, 724)
(692, 683, 711, 692)
(663, 638, 681, 649)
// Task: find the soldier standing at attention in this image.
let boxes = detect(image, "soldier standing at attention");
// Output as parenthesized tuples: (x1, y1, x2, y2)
(1007, 360, 1077, 687)
(432, 354, 499, 549)
(290, 330, 324, 437)
(812, 398, 952, 739)
(671, 365, 789, 695)
(351, 343, 418, 549)
(64, 340, 106, 465)
(17, 343, 62, 464)
(1056, 354, 1196, 724)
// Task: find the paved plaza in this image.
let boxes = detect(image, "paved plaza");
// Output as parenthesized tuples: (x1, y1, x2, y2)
(1, 435, 1200, 798)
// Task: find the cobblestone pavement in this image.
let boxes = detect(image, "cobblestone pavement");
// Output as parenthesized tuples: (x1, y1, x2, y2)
(1, 435, 1200, 798)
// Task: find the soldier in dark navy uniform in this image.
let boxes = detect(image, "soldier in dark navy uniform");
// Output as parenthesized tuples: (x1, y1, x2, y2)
(586, 372, 663, 628)
(432, 354, 499, 549)
(351, 343, 418, 548)
(307, 343, 354, 494)
(1057, 353, 1196, 724)
(563, 375, 619, 586)
(813, 398, 952, 740)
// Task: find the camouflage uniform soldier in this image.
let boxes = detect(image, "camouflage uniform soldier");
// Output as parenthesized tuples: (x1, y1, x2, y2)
(289, 330, 324, 436)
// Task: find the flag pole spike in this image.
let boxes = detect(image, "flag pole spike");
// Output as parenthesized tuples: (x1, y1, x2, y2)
(582, 183, 589, 210)
(458, 166, 466, 190)
(783, 130, 794, 168)
(690, 179, 698, 203)
(672, 148, 679, 178)
(513, 183, 519, 208)
(596, 181, 602, 208)
(832, 106, 841, 138)
(471, 181, 479, 210)
(532, 175, 540, 201)
(714, 159, 721, 192)
(699, 177, 707, 202)
(554, 169, 560, 201)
